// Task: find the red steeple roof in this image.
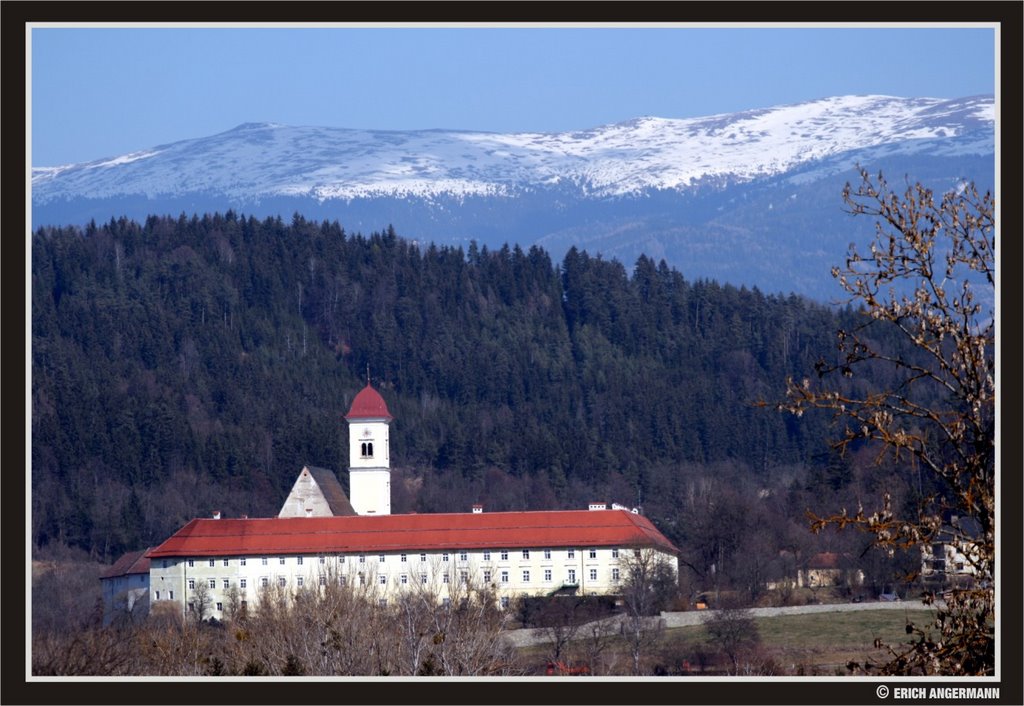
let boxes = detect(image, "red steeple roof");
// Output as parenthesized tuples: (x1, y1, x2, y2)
(345, 383, 393, 421)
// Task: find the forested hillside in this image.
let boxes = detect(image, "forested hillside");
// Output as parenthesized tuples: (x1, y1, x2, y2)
(31, 213, 926, 592)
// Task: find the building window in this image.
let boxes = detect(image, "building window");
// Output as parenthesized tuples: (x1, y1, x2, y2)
(567, 549, 575, 559)
(483, 570, 492, 583)
(319, 575, 326, 586)
(611, 568, 620, 582)
(188, 559, 194, 568)
(500, 571, 509, 583)
(443, 573, 450, 584)
(500, 597, 510, 609)
(223, 579, 230, 589)
(278, 577, 287, 587)
(544, 549, 551, 560)
(420, 553, 427, 563)
(280, 557, 286, 565)
(319, 556, 326, 565)
(340, 576, 347, 586)
(379, 554, 386, 563)
(261, 577, 269, 588)
(379, 598, 387, 607)
(169, 591, 174, 600)
(590, 569, 598, 581)
(442, 597, 451, 608)
(240, 557, 247, 566)
(522, 570, 530, 583)
(380, 575, 388, 585)
(359, 555, 366, 564)
(359, 574, 366, 586)
(188, 578, 195, 590)
(483, 550, 491, 561)
(459, 551, 468, 562)
(567, 569, 576, 584)
(400, 553, 407, 563)
(460, 571, 468, 585)
(261, 557, 268, 566)
(589, 549, 597, 559)
(241, 600, 247, 610)
(442, 553, 449, 562)
(421, 574, 428, 585)
(240, 578, 247, 589)
(216, 602, 223, 612)
(611, 548, 619, 559)
(223, 558, 230, 567)
(400, 574, 408, 585)
(209, 559, 215, 567)
(162, 560, 168, 569)
(297, 577, 304, 588)
(297, 556, 303, 565)
(544, 569, 552, 582)
(209, 578, 216, 589)
(500, 550, 509, 561)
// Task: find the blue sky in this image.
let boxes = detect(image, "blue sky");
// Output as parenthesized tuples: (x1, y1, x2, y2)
(30, 25, 996, 166)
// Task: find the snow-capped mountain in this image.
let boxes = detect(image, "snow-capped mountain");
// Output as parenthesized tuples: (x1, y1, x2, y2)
(32, 94, 994, 302)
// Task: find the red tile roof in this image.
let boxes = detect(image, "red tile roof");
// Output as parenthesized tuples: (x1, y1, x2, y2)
(100, 548, 152, 579)
(806, 552, 843, 569)
(344, 384, 393, 421)
(146, 510, 678, 559)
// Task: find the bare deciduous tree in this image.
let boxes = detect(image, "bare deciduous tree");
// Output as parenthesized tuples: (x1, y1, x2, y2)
(772, 169, 994, 675)
(702, 606, 761, 674)
(619, 547, 676, 674)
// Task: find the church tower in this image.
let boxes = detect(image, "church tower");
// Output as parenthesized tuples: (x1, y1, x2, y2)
(344, 382, 393, 515)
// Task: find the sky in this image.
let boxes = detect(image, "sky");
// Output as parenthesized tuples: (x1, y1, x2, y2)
(30, 24, 996, 167)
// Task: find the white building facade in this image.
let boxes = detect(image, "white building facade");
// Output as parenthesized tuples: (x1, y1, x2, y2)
(147, 510, 679, 619)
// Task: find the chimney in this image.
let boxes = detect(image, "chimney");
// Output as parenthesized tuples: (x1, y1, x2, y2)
(212, 510, 221, 520)
(472, 504, 483, 514)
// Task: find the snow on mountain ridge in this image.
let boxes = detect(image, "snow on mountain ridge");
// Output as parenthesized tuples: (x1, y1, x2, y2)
(32, 95, 993, 204)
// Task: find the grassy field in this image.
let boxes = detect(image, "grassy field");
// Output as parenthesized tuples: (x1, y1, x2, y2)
(671, 608, 938, 675)
(518, 607, 940, 676)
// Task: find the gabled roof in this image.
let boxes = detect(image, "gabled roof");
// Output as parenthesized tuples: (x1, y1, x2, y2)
(146, 509, 679, 559)
(804, 552, 857, 570)
(305, 466, 356, 516)
(345, 384, 393, 421)
(100, 548, 152, 579)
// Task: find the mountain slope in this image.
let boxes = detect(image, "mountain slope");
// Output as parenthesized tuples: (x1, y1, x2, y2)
(32, 94, 994, 301)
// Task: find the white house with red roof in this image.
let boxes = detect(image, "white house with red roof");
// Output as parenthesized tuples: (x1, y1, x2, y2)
(145, 383, 679, 618)
(100, 547, 151, 624)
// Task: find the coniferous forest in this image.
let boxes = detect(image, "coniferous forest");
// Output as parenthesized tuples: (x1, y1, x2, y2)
(32, 212, 929, 595)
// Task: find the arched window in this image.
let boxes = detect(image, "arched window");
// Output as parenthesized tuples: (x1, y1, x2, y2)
(366, 442, 374, 457)
(360, 442, 368, 457)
